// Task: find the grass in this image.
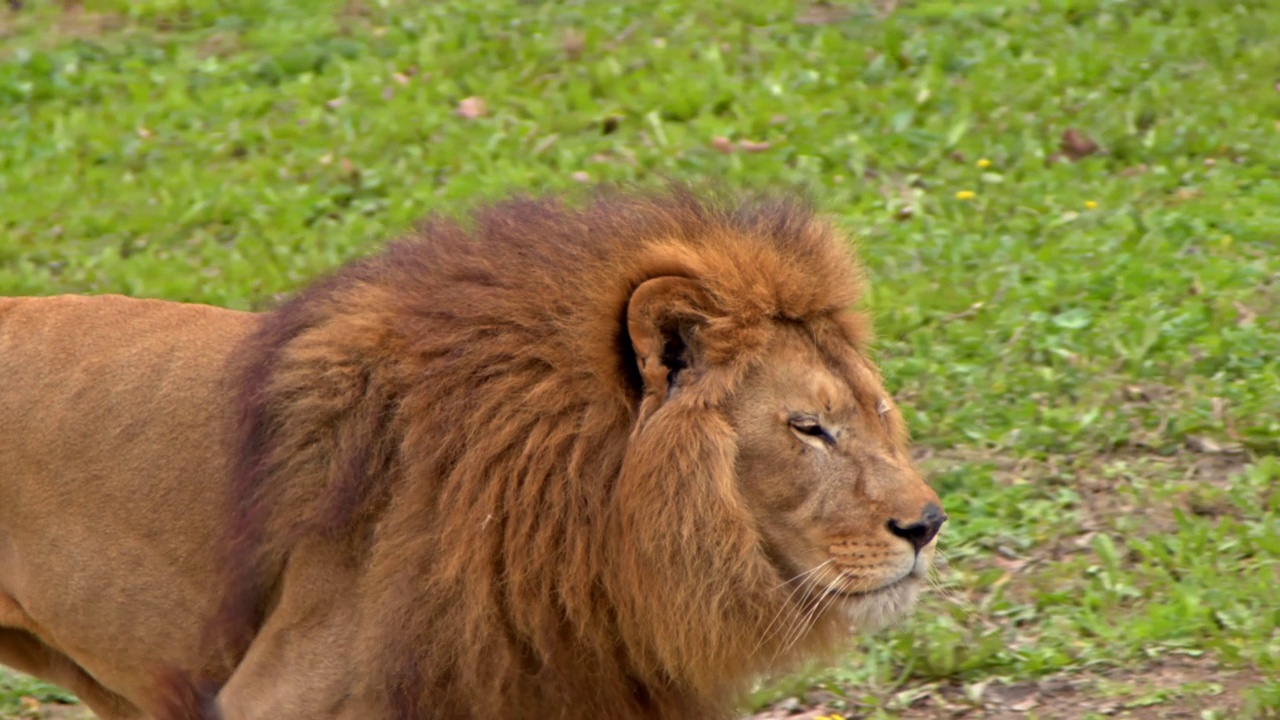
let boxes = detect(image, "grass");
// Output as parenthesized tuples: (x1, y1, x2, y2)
(2, 0, 1278, 717)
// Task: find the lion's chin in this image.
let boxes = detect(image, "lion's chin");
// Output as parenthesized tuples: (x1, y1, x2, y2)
(837, 576, 923, 632)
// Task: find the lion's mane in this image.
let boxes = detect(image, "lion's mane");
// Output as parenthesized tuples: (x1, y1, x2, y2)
(212, 189, 870, 718)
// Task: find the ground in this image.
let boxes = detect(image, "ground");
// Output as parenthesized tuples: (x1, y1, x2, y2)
(1, 0, 1277, 718)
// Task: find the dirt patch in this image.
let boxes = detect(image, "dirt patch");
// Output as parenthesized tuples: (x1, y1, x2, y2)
(0, 4, 125, 47)
(749, 656, 1267, 719)
(46, 6, 124, 39)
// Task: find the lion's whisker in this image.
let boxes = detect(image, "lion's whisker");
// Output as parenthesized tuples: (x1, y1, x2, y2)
(775, 573, 848, 662)
(781, 573, 848, 655)
(773, 559, 833, 590)
(752, 559, 834, 659)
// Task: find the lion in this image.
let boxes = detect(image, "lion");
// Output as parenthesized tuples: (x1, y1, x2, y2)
(0, 188, 944, 720)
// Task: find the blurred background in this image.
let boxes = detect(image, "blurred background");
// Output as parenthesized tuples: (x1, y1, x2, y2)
(1, 1, 1278, 718)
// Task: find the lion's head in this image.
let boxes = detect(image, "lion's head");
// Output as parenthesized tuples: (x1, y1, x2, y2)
(732, 319, 942, 604)
(729, 325, 943, 626)
(608, 233, 944, 712)
(213, 189, 944, 719)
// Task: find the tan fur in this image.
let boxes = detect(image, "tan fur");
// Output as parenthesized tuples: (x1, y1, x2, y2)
(0, 189, 943, 719)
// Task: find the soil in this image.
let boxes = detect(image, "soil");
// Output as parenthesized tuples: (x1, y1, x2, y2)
(748, 655, 1268, 719)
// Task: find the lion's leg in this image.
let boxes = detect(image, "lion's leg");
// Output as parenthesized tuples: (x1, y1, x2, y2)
(214, 542, 370, 720)
(0, 627, 146, 720)
(216, 607, 375, 720)
(0, 593, 145, 719)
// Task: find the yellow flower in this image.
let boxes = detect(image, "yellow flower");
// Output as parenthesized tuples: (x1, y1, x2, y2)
(1084, 200, 1098, 209)
(955, 190, 976, 200)
(976, 158, 991, 168)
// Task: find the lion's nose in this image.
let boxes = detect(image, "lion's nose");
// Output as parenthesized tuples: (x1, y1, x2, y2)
(887, 503, 947, 553)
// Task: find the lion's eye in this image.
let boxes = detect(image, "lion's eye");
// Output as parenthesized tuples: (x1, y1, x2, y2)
(789, 417, 834, 445)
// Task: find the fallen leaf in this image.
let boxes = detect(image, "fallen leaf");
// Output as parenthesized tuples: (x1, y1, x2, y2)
(561, 28, 586, 59)
(457, 96, 486, 119)
(964, 680, 990, 704)
(1208, 392, 1228, 420)
(1060, 128, 1099, 161)
(994, 555, 1029, 573)
(1186, 435, 1243, 455)
(990, 681, 1040, 710)
(710, 136, 735, 154)
(1232, 300, 1256, 327)
(796, 2, 851, 25)
(874, 0, 901, 15)
(753, 709, 845, 720)
(1010, 696, 1041, 711)
(943, 301, 985, 322)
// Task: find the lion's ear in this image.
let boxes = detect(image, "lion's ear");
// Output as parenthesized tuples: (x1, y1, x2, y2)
(626, 276, 710, 400)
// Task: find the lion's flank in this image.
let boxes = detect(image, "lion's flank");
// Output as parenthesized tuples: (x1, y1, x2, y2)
(206, 187, 870, 719)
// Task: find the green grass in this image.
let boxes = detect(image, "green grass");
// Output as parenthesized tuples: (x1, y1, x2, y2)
(0, 673, 74, 718)
(2, 0, 1278, 717)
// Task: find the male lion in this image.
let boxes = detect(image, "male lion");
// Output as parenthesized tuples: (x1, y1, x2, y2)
(0, 189, 944, 719)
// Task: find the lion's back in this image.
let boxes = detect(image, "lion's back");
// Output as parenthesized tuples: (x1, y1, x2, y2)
(1, 294, 256, 437)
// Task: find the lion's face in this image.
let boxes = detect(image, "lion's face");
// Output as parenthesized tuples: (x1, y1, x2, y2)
(728, 325, 944, 627)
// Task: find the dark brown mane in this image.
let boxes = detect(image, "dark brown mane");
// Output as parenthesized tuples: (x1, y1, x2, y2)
(203, 187, 871, 718)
